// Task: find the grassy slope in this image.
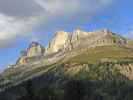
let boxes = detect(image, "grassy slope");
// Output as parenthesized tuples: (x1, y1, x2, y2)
(1, 46, 133, 83)
(1, 45, 133, 100)
(128, 40, 133, 45)
(69, 46, 133, 64)
(52, 45, 133, 81)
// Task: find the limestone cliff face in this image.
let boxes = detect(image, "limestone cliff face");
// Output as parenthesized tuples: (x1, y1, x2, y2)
(46, 31, 69, 53)
(16, 29, 127, 65)
(27, 42, 45, 57)
(46, 29, 127, 53)
(71, 29, 89, 42)
(65, 29, 127, 51)
(17, 42, 45, 65)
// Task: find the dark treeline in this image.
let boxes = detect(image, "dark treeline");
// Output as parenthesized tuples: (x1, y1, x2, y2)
(1, 79, 133, 100)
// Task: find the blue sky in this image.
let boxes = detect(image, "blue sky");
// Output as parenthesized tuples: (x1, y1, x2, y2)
(0, 0, 133, 70)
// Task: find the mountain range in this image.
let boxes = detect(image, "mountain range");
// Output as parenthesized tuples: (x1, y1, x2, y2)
(0, 29, 133, 100)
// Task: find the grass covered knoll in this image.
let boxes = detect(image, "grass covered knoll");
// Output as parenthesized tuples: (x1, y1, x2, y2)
(128, 40, 133, 44)
(69, 46, 133, 64)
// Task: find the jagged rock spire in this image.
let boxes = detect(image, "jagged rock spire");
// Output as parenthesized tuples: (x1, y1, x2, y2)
(46, 31, 69, 53)
(27, 42, 45, 57)
(17, 42, 45, 65)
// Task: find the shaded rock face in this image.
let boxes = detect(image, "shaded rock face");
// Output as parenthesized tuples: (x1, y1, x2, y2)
(46, 31, 69, 53)
(16, 57, 26, 65)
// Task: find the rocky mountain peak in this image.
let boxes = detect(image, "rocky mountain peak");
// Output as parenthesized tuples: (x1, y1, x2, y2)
(100, 29, 114, 36)
(72, 29, 89, 41)
(27, 42, 45, 57)
(16, 42, 45, 65)
(55, 31, 68, 36)
(46, 31, 69, 53)
(16, 29, 128, 65)
(29, 42, 40, 48)
(45, 29, 128, 54)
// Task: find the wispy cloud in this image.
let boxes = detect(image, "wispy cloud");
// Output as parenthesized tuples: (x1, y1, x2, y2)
(0, 14, 40, 48)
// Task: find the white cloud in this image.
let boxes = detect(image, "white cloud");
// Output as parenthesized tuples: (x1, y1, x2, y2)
(0, 14, 40, 47)
(0, 0, 114, 48)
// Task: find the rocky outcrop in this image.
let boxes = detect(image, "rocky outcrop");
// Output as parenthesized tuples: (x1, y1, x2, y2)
(71, 29, 89, 41)
(17, 42, 45, 65)
(16, 29, 127, 65)
(64, 29, 127, 51)
(117, 63, 133, 80)
(46, 31, 69, 53)
(27, 42, 45, 57)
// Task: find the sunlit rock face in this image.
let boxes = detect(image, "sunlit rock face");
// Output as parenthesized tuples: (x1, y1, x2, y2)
(71, 29, 89, 42)
(16, 29, 127, 65)
(17, 42, 45, 65)
(27, 42, 45, 57)
(69, 29, 127, 49)
(46, 31, 69, 53)
(46, 29, 127, 53)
